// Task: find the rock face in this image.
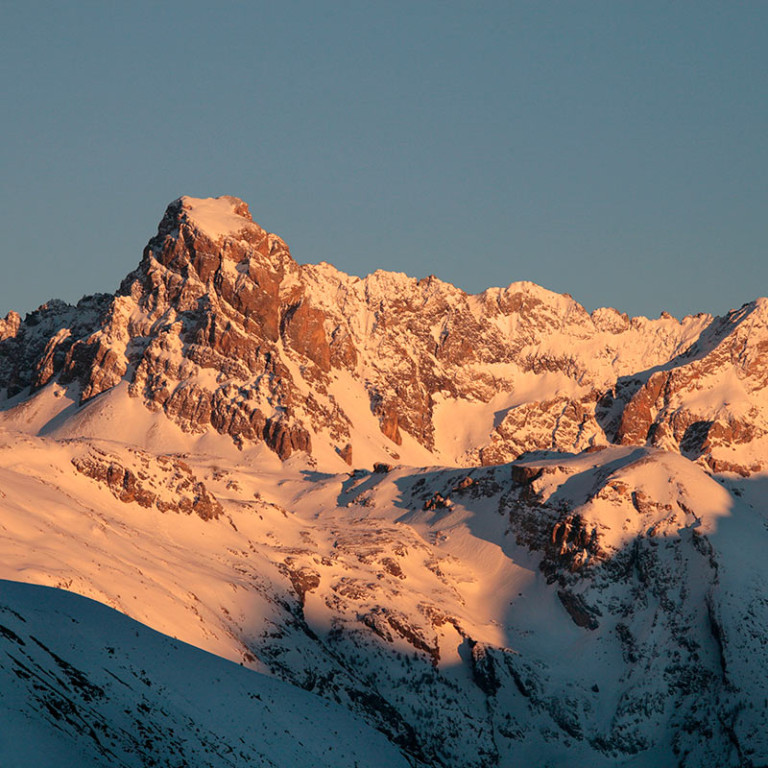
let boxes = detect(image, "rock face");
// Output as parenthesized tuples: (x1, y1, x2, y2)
(71, 447, 224, 520)
(606, 301, 768, 475)
(1, 195, 767, 475)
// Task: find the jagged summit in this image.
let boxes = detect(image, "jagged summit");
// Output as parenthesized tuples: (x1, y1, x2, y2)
(144, 194, 292, 283)
(0, 196, 766, 475)
(160, 195, 261, 240)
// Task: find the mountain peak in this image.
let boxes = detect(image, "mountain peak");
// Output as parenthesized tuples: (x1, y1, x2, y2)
(2, 195, 768, 768)
(151, 195, 263, 246)
(143, 195, 290, 286)
(173, 195, 259, 240)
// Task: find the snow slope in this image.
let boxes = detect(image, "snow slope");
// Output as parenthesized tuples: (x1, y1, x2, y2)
(0, 579, 411, 768)
(0, 428, 765, 766)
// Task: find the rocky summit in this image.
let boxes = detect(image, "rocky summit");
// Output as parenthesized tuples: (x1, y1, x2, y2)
(0, 196, 767, 767)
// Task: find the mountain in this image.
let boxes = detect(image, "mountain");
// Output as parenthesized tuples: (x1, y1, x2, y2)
(1, 196, 766, 766)
(2, 195, 767, 475)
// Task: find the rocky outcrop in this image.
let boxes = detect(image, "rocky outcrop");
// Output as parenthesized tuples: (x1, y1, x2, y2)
(72, 448, 223, 520)
(609, 300, 768, 475)
(480, 393, 606, 465)
(557, 589, 600, 630)
(0, 296, 111, 397)
(0, 311, 20, 342)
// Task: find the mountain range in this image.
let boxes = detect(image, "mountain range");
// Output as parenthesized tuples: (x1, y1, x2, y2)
(1, 196, 766, 767)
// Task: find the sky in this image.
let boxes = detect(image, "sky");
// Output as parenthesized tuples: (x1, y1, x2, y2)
(2, 1, 766, 320)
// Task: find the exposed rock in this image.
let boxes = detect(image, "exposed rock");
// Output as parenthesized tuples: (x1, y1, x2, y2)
(375, 401, 403, 446)
(468, 640, 502, 695)
(281, 300, 331, 372)
(365, 608, 440, 666)
(423, 492, 452, 511)
(338, 443, 353, 465)
(71, 449, 222, 521)
(481, 393, 606, 465)
(605, 300, 768, 474)
(0, 311, 21, 342)
(32, 329, 72, 389)
(263, 416, 312, 460)
(452, 476, 476, 492)
(282, 562, 322, 607)
(510, 465, 544, 485)
(72, 455, 156, 508)
(557, 590, 600, 630)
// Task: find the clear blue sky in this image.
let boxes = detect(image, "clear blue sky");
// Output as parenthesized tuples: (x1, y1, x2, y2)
(2, 1, 766, 319)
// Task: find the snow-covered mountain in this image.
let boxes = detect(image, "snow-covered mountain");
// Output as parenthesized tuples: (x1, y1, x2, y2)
(2, 195, 767, 475)
(1, 196, 766, 766)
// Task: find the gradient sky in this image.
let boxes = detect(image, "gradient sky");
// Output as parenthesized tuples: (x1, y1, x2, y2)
(2, 1, 766, 320)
